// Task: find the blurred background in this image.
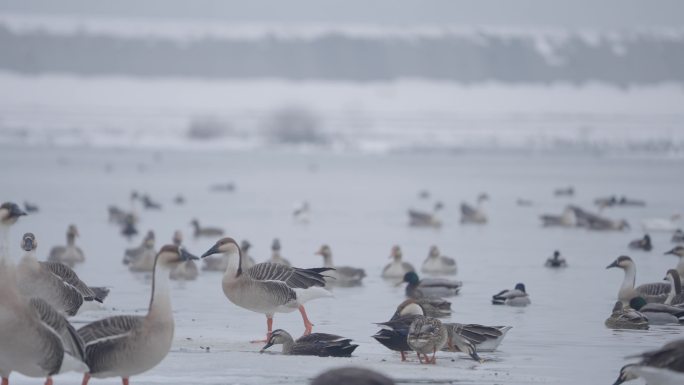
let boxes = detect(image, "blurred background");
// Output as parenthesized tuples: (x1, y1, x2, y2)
(1, 0, 683, 153)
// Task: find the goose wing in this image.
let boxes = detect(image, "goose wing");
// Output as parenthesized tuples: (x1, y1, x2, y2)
(246, 263, 332, 289)
(30, 297, 86, 363)
(78, 315, 144, 374)
(636, 282, 670, 297)
(41, 261, 97, 301)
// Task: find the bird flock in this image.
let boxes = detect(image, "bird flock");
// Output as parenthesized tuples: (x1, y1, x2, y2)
(2, 181, 684, 385)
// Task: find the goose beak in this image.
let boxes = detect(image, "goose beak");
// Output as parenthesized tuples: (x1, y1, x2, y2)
(606, 260, 619, 269)
(179, 247, 199, 261)
(11, 205, 27, 218)
(259, 342, 273, 353)
(23, 238, 34, 251)
(201, 243, 220, 259)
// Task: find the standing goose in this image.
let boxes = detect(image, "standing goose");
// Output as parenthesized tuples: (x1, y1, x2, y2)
(545, 250, 568, 268)
(492, 283, 531, 306)
(460, 193, 488, 224)
(407, 316, 448, 364)
(607, 256, 670, 304)
(190, 219, 224, 238)
(629, 297, 684, 325)
(604, 301, 649, 330)
(123, 231, 155, 266)
(612, 339, 684, 385)
(48, 224, 85, 267)
(408, 202, 443, 228)
(169, 231, 198, 281)
(629, 234, 653, 251)
(17, 233, 108, 316)
(401, 272, 462, 298)
(421, 246, 457, 275)
(381, 246, 415, 279)
(268, 238, 291, 266)
(1, 202, 88, 385)
(260, 329, 358, 357)
(78, 245, 198, 385)
(665, 246, 684, 279)
(201, 237, 333, 341)
(315, 244, 366, 287)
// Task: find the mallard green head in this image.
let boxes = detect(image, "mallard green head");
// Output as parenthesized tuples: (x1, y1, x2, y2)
(403, 271, 420, 284)
(629, 297, 647, 311)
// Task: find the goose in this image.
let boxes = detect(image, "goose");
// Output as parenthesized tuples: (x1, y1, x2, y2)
(540, 206, 577, 227)
(394, 298, 451, 319)
(78, 245, 198, 385)
(169, 231, 198, 281)
(612, 339, 684, 385)
(401, 272, 462, 298)
(190, 219, 224, 238)
(408, 202, 443, 228)
(201, 237, 333, 341)
(545, 250, 568, 268)
(673, 230, 684, 243)
(629, 297, 684, 325)
(629, 234, 653, 251)
(492, 283, 531, 306)
(381, 246, 415, 279)
(642, 214, 681, 233)
(460, 194, 488, 224)
(311, 367, 395, 385)
(553, 186, 574, 196)
(665, 246, 684, 279)
(47, 224, 85, 267)
(607, 256, 670, 304)
(268, 238, 291, 266)
(407, 316, 448, 364)
(604, 301, 649, 330)
(1, 202, 88, 385)
(123, 230, 156, 268)
(315, 244, 365, 287)
(421, 246, 457, 275)
(259, 329, 358, 357)
(17, 233, 108, 316)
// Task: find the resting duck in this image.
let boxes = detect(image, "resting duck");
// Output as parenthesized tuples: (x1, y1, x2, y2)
(460, 194, 488, 224)
(48, 224, 85, 267)
(408, 202, 443, 228)
(629, 297, 684, 325)
(402, 272, 462, 298)
(315, 244, 365, 287)
(260, 329, 358, 357)
(394, 298, 451, 319)
(381, 246, 415, 279)
(545, 250, 567, 268)
(421, 246, 457, 275)
(407, 316, 448, 364)
(606, 256, 670, 304)
(492, 283, 530, 306)
(268, 238, 291, 266)
(628, 234, 652, 251)
(604, 301, 648, 330)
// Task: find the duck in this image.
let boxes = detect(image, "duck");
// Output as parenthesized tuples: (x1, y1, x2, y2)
(381, 246, 415, 279)
(673, 230, 684, 243)
(140, 194, 161, 210)
(629, 234, 653, 251)
(310, 367, 395, 385)
(642, 214, 681, 233)
(201, 237, 333, 341)
(604, 301, 649, 330)
(665, 246, 684, 279)
(629, 297, 684, 325)
(421, 246, 457, 275)
(259, 329, 358, 357)
(612, 339, 684, 385)
(545, 250, 568, 268)
(123, 230, 155, 267)
(17, 233, 108, 316)
(408, 202, 443, 228)
(607, 256, 670, 304)
(1, 202, 88, 385)
(443, 323, 512, 353)
(401, 272, 462, 298)
(190, 219, 224, 238)
(492, 283, 531, 306)
(460, 194, 488, 224)
(169, 231, 198, 281)
(394, 298, 451, 319)
(373, 300, 425, 361)
(78, 245, 198, 385)
(120, 214, 138, 239)
(47, 224, 85, 267)
(268, 238, 291, 266)
(540, 206, 577, 227)
(315, 244, 365, 287)
(407, 316, 448, 364)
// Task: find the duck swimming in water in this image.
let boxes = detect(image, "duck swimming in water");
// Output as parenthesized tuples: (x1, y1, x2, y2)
(421, 246, 457, 275)
(492, 283, 530, 306)
(401, 272, 462, 298)
(382, 246, 415, 279)
(545, 250, 567, 268)
(629, 234, 652, 252)
(604, 301, 649, 330)
(460, 194, 488, 224)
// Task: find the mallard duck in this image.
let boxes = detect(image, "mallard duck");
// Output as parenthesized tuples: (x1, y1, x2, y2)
(48, 224, 85, 267)
(492, 283, 530, 306)
(394, 298, 451, 319)
(460, 194, 488, 224)
(421, 246, 457, 275)
(260, 329, 357, 357)
(612, 339, 684, 385)
(402, 272, 462, 298)
(407, 316, 448, 364)
(604, 301, 649, 330)
(373, 301, 425, 361)
(629, 297, 684, 325)
(629, 234, 653, 251)
(545, 250, 568, 268)
(607, 256, 670, 304)
(316, 244, 365, 287)
(382, 246, 415, 279)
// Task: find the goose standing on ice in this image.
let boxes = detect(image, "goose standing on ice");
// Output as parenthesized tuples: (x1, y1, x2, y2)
(260, 329, 358, 357)
(78, 245, 198, 385)
(460, 193, 488, 224)
(169, 231, 198, 281)
(382, 246, 415, 279)
(665, 246, 684, 279)
(190, 219, 224, 238)
(629, 234, 653, 251)
(401, 272, 462, 298)
(612, 339, 684, 385)
(408, 202, 443, 228)
(421, 246, 457, 275)
(17, 233, 108, 316)
(545, 250, 568, 268)
(1, 202, 88, 385)
(268, 238, 291, 266)
(201, 237, 333, 341)
(48, 224, 85, 267)
(492, 283, 531, 306)
(315, 244, 365, 287)
(606, 256, 670, 304)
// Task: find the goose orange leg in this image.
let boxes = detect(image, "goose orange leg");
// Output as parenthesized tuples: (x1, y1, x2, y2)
(250, 316, 273, 343)
(400, 351, 407, 361)
(2, 377, 8, 385)
(122, 378, 129, 385)
(44, 377, 53, 385)
(81, 374, 91, 385)
(298, 305, 313, 335)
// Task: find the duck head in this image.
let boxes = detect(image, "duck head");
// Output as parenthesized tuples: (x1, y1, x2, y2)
(553, 250, 561, 260)
(514, 283, 526, 293)
(21, 232, 37, 251)
(144, 231, 156, 247)
(0, 202, 27, 225)
(628, 297, 647, 311)
(66, 224, 79, 238)
(260, 329, 292, 353)
(390, 245, 402, 260)
(606, 256, 633, 270)
(402, 272, 420, 285)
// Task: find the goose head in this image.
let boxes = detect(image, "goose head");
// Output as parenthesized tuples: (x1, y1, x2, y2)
(514, 283, 527, 293)
(390, 245, 402, 261)
(665, 246, 684, 258)
(271, 238, 281, 251)
(260, 329, 293, 352)
(155, 245, 198, 268)
(66, 224, 79, 238)
(144, 230, 156, 247)
(606, 256, 633, 270)
(315, 244, 332, 258)
(612, 364, 639, 385)
(172, 230, 182, 247)
(190, 219, 200, 228)
(21, 232, 37, 251)
(428, 246, 439, 259)
(201, 237, 240, 259)
(628, 297, 647, 311)
(0, 202, 27, 225)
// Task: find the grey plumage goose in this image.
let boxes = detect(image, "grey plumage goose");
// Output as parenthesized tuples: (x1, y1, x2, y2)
(259, 329, 358, 357)
(407, 316, 448, 364)
(78, 245, 198, 385)
(316, 244, 365, 287)
(268, 238, 291, 266)
(613, 339, 684, 385)
(421, 246, 457, 275)
(201, 237, 333, 341)
(17, 233, 108, 316)
(408, 202, 443, 228)
(460, 194, 488, 224)
(604, 301, 649, 330)
(607, 256, 671, 304)
(382, 246, 415, 279)
(47, 224, 85, 267)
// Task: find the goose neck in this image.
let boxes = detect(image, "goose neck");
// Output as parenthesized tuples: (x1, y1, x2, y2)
(148, 260, 172, 320)
(223, 249, 242, 280)
(281, 335, 295, 354)
(621, 265, 636, 292)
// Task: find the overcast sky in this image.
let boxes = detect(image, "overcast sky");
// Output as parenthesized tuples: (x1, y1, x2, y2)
(1, 0, 683, 29)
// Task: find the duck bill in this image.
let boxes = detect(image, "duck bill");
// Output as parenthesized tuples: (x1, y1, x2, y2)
(201, 243, 220, 259)
(259, 342, 273, 353)
(606, 260, 619, 269)
(179, 247, 199, 261)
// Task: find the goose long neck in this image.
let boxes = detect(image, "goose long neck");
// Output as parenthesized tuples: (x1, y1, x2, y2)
(322, 254, 333, 268)
(66, 233, 76, 246)
(621, 264, 636, 292)
(0, 225, 19, 293)
(0, 225, 9, 263)
(148, 258, 172, 319)
(223, 248, 242, 280)
(281, 335, 295, 354)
